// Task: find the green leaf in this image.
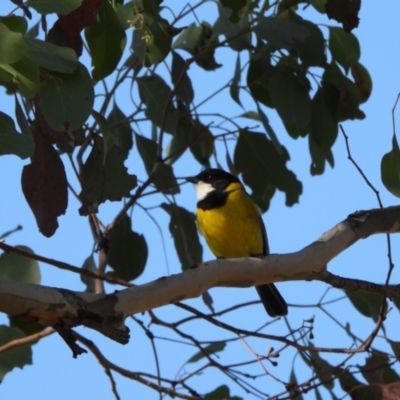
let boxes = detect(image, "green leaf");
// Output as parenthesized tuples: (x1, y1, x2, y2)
(187, 342, 226, 363)
(234, 131, 302, 211)
(142, 20, 173, 67)
(137, 74, 178, 134)
(229, 53, 242, 106)
(339, 368, 378, 400)
(310, 0, 326, 13)
(135, 134, 179, 194)
(204, 385, 242, 400)
(79, 136, 137, 214)
(80, 254, 97, 291)
(219, 0, 246, 24)
(288, 369, 304, 400)
(85, 0, 126, 80)
(299, 342, 336, 389)
(0, 246, 40, 284)
(0, 326, 32, 383)
(0, 23, 26, 65)
(25, 38, 78, 73)
(39, 63, 94, 131)
(171, 50, 194, 105)
(329, 27, 360, 72)
(8, 316, 44, 336)
(173, 22, 221, 71)
(310, 86, 338, 151)
(345, 290, 385, 322)
(0, 16, 27, 35)
(0, 56, 39, 98)
(161, 203, 203, 270)
(381, 135, 400, 198)
(254, 17, 310, 50)
(26, 0, 82, 15)
(351, 61, 372, 104)
(107, 102, 134, 156)
(269, 69, 312, 137)
(214, 2, 252, 51)
(108, 215, 148, 281)
(0, 111, 33, 159)
(116, 3, 135, 30)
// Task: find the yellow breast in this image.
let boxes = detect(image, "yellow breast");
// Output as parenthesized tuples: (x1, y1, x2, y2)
(196, 184, 264, 258)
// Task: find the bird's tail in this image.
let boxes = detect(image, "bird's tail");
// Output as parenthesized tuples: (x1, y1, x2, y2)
(255, 284, 288, 317)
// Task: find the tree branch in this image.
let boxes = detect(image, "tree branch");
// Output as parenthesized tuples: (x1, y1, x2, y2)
(0, 206, 399, 347)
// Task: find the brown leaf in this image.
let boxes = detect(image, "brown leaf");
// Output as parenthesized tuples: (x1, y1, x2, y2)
(325, 0, 361, 33)
(21, 131, 68, 237)
(379, 381, 400, 400)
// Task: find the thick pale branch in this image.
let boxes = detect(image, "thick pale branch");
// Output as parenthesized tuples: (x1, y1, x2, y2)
(0, 205, 399, 344)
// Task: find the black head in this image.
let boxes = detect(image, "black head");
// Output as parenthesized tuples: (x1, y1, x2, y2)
(185, 168, 240, 191)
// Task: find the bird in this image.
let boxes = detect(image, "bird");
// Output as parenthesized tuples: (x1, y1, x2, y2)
(185, 168, 287, 317)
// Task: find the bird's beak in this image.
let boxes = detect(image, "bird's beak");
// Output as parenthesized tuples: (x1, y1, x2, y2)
(185, 176, 198, 184)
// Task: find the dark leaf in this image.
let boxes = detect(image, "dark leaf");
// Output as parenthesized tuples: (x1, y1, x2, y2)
(256, 104, 282, 153)
(171, 50, 194, 105)
(234, 131, 302, 212)
(0, 326, 32, 383)
(79, 136, 137, 214)
(247, 55, 276, 108)
(309, 134, 335, 176)
(254, 17, 310, 50)
(161, 203, 202, 270)
(188, 119, 214, 166)
(108, 215, 148, 281)
(107, 102, 134, 156)
(21, 132, 68, 237)
(381, 135, 400, 198)
(229, 53, 242, 106)
(0, 111, 33, 159)
(135, 133, 179, 194)
(310, 86, 338, 151)
(85, 0, 126, 80)
(325, 0, 360, 32)
(345, 290, 386, 322)
(269, 69, 312, 137)
(322, 61, 362, 121)
(137, 74, 179, 134)
(204, 385, 242, 400)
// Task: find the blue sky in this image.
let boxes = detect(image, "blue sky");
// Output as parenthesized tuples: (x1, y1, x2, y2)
(1, 1, 400, 399)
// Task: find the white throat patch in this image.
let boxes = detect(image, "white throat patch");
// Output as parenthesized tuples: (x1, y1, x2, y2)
(194, 181, 215, 201)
